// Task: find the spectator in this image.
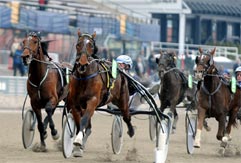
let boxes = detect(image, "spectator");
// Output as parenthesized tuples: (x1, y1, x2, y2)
(135, 56, 145, 78)
(148, 52, 157, 75)
(101, 48, 108, 59)
(13, 43, 25, 76)
(108, 51, 116, 61)
(39, 0, 48, 11)
(222, 69, 231, 81)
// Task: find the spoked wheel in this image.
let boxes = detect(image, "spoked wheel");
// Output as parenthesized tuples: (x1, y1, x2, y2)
(62, 113, 76, 158)
(185, 110, 197, 154)
(149, 114, 157, 141)
(155, 109, 172, 163)
(22, 109, 36, 149)
(111, 115, 123, 154)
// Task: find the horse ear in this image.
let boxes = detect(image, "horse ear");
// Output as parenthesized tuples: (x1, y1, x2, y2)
(198, 47, 203, 54)
(210, 47, 216, 56)
(209, 47, 216, 65)
(195, 56, 199, 64)
(77, 29, 81, 37)
(92, 31, 96, 39)
(156, 57, 159, 64)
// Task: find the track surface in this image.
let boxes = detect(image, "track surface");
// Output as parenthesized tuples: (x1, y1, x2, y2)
(1, 107, 241, 163)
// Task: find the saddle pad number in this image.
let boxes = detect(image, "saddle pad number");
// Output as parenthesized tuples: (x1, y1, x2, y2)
(112, 59, 117, 79)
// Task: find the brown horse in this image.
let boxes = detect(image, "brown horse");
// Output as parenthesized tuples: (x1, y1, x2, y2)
(194, 47, 239, 148)
(67, 30, 134, 157)
(21, 32, 71, 152)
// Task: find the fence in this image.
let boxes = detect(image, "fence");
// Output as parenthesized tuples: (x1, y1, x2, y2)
(0, 76, 27, 95)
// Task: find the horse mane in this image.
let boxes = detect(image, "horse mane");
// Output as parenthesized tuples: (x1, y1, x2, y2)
(41, 41, 52, 61)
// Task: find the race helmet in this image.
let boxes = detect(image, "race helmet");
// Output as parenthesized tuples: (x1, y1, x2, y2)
(235, 66, 241, 73)
(116, 55, 133, 69)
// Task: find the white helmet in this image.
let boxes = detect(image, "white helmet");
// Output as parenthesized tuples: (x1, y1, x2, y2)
(116, 55, 133, 69)
(235, 66, 241, 73)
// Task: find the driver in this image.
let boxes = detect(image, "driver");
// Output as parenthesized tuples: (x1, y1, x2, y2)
(235, 66, 241, 87)
(116, 55, 133, 73)
(116, 54, 159, 96)
(234, 66, 241, 120)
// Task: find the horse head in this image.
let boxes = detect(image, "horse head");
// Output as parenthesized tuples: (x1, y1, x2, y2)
(21, 32, 44, 65)
(156, 51, 177, 78)
(194, 47, 216, 80)
(75, 30, 97, 74)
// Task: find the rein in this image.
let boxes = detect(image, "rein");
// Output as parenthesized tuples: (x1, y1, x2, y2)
(200, 67, 225, 115)
(28, 59, 65, 99)
(162, 67, 179, 75)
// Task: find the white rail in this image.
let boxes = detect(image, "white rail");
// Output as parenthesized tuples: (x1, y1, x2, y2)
(151, 42, 239, 60)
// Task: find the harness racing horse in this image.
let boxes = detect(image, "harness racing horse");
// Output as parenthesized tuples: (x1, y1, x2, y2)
(67, 30, 135, 157)
(21, 32, 71, 152)
(194, 47, 239, 148)
(156, 51, 188, 132)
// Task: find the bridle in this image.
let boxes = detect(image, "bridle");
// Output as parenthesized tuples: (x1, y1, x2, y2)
(157, 53, 178, 78)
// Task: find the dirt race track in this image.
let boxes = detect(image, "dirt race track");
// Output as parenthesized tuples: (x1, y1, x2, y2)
(0, 107, 241, 163)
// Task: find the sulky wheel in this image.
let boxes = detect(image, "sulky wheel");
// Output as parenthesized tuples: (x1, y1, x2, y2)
(185, 110, 197, 154)
(22, 109, 36, 149)
(149, 114, 157, 141)
(62, 113, 76, 158)
(111, 115, 123, 154)
(155, 108, 172, 163)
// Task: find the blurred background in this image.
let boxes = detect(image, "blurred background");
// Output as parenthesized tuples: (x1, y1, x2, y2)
(0, 0, 241, 109)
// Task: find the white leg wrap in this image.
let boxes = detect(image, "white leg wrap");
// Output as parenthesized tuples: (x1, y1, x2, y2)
(194, 129, 202, 147)
(74, 131, 83, 146)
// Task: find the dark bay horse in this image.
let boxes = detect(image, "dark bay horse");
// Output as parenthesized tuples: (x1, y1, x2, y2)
(194, 47, 239, 148)
(67, 30, 134, 157)
(21, 32, 71, 152)
(156, 51, 188, 132)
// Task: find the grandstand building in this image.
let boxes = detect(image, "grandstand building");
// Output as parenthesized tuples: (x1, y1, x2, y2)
(0, 0, 240, 63)
(99, 0, 241, 45)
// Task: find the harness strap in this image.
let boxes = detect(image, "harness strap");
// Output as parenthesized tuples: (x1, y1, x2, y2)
(73, 71, 99, 80)
(28, 68, 50, 99)
(201, 80, 222, 116)
(163, 67, 178, 75)
(51, 61, 64, 87)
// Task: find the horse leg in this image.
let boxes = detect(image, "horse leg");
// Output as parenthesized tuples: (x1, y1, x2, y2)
(118, 97, 135, 138)
(217, 113, 228, 148)
(194, 107, 206, 148)
(45, 101, 59, 140)
(82, 119, 92, 150)
(33, 108, 47, 152)
(71, 107, 84, 157)
(123, 112, 134, 137)
(216, 113, 226, 141)
(172, 108, 178, 134)
(73, 100, 96, 156)
(224, 107, 239, 142)
(203, 118, 211, 132)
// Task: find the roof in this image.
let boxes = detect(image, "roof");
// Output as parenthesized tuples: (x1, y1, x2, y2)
(184, 0, 241, 17)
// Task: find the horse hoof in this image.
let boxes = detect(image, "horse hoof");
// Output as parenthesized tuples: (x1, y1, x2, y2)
(73, 146, 83, 157)
(44, 132, 48, 140)
(193, 141, 200, 148)
(52, 132, 60, 140)
(127, 126, 135, 138)
(32, 143, 47, 152)
(171, 128, 176, 134)
(220, 141, 228, 148)
(204, 126, 211, 132)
